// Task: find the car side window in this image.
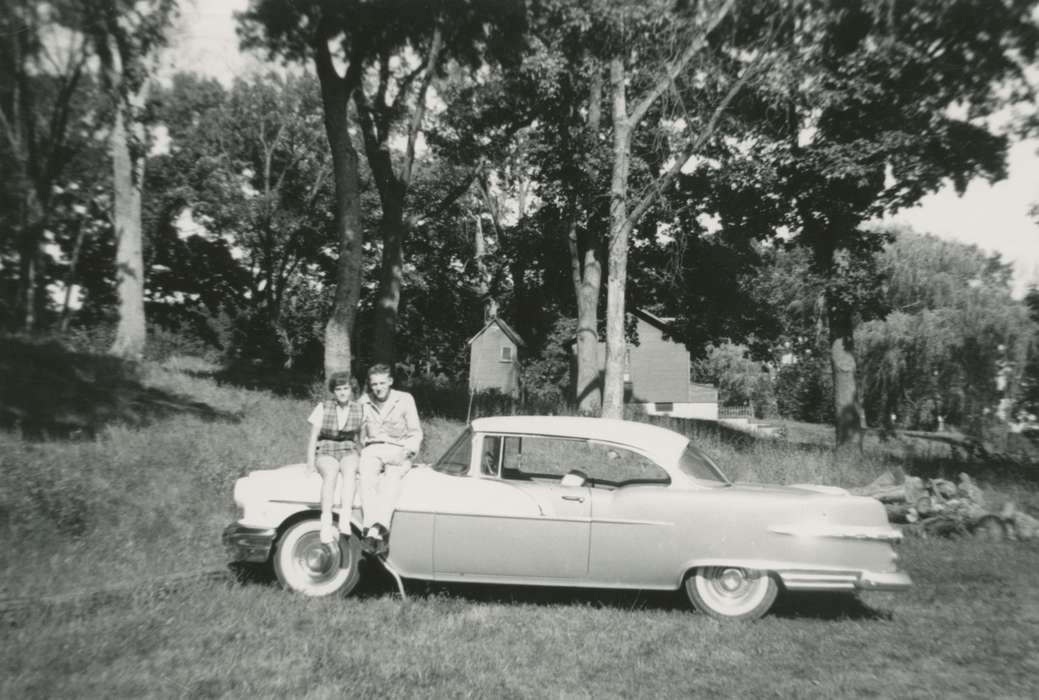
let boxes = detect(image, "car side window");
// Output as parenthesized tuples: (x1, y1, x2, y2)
(495, 436, 668, 486)
(500, 436, 579, 480)
(585, 442, 670, 486)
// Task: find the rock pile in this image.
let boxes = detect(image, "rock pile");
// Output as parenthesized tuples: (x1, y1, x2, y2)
(852, 471, 1039, 541)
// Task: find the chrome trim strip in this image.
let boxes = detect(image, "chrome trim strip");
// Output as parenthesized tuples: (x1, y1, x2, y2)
(271, 499, 320, 508)
(394, 509, 669, 527)
(592, 518, 673, 527)
(429, 510, 593, 524)
(779, 572, 860, 591)
(768, 523, 903, 542)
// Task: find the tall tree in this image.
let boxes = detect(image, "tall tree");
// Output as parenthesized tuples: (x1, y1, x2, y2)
(239, 0, 367, 378)
(599, 0, 771, 418)
(347, 0, 525, 366)
(83, 0, 179, 358)
(0, 0, 91, 331)
(781, 0, 1038, 446)
(146, 72, 337, 367)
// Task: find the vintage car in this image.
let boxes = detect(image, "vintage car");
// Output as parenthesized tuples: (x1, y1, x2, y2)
(223, 416, 910, 620)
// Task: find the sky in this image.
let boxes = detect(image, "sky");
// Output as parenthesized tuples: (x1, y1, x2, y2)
(170, 0, 1039, 298)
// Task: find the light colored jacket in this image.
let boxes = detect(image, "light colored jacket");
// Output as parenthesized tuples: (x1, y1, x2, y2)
(360, 389, 423, 456)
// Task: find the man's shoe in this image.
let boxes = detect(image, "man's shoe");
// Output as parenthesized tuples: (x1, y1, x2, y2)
(361, 524, 389, 555)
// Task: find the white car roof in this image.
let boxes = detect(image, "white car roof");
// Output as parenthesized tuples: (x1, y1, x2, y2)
(469, 415, 690, 461)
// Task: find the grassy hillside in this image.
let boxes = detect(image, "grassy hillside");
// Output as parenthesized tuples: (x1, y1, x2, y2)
(0, 338, 460, 599)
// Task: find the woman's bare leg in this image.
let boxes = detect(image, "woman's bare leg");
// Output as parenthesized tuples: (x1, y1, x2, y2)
(316, 454, 340, 543)
(337, 451, 360, 536)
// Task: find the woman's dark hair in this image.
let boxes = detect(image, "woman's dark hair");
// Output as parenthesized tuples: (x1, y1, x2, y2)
(327, 371, 358, 394)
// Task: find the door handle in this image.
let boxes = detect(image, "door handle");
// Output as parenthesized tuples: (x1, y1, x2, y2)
(562, 495, 585, 502)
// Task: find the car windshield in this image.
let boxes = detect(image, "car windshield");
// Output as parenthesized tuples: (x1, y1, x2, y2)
(676, 442, 730, 486)
(432, 428, 472, 476)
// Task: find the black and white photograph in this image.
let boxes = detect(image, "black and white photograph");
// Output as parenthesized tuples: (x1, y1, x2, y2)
(2, 0, 1039, 697)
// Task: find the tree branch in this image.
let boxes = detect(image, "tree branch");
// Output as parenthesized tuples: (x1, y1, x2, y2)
(627, 0, 736, 127)
(402, 25, 443, 186)
(627, 50, 772, 228)
(353, 88, 395, 200)
(374, 47, 392, 141)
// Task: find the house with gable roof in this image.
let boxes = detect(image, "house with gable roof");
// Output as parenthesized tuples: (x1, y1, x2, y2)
(586, 308, 718, 420)
(467, 315, 526, 396)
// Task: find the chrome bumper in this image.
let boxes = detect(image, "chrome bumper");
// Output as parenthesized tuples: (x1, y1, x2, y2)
(780, 569, 912, 592)
(222, 523, 277, 563)
(856, 570, 913, 592)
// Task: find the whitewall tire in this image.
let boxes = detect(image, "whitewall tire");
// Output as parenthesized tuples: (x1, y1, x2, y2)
(273, 518, 361, 597)
(684, 566, 778, 621)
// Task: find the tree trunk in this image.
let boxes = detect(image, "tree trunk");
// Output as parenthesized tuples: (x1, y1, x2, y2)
(569, 67, 603, 414)
(59, 217, 86, 333)
(372, 191, 405, 367)
(602, 57, 631, 420)
(17, 214, 42, 333)
(317, 45, 363, 380)
(831, 308, 864, 448)
(109, 104, 147, 359)
(572, 226, 602, 414)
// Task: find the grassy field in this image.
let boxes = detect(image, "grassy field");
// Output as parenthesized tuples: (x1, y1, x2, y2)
(4, 539, 1038, 699)
(2, 342, 1039, 698)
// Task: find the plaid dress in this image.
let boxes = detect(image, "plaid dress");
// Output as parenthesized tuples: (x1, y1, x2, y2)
(315, 400, 363, 458)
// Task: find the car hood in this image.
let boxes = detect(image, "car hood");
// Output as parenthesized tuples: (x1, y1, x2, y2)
(237, 463, 322, 504)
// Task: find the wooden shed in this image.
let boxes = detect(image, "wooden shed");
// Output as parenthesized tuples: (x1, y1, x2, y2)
(467, 317, 526, 396)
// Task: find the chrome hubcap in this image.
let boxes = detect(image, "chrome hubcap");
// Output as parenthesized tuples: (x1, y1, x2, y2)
(693, 567, 769, 616)
(305, 545, 333, 572)
(294, 533, 343, 582)
(719, 568, 745, 592)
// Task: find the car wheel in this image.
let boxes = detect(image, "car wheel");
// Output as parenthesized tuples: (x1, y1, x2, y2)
(684, 566, 778, 621)
(273, 519, 361, 597)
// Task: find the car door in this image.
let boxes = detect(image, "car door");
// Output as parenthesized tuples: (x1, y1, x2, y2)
(581, 441, 677, 586)
(433, 434, 591, 581)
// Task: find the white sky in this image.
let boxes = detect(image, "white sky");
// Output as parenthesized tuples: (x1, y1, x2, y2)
(171, 0, 1039, 298)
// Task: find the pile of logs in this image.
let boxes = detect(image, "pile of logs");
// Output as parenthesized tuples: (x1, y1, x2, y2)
(852, 471, 1039, 541)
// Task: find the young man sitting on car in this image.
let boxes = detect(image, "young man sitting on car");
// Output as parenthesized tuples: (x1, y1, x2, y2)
(357, 364, 423, 553)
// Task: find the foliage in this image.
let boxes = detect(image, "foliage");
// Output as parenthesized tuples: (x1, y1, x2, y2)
(667, 0, 1039, 441)
(143, 71, 340, 371)
(1019, 287, 1039, 420)
(0, 1, 101, 331)
(691, 341, 774, 414)
(856, 228, 1034, 431)
(519, 316, 577, 406)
